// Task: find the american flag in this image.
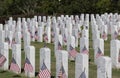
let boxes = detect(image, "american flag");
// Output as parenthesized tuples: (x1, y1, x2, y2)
(10, 57, 20, 72)
(69, 45, 78, 58)
(43, 33, 48, 42)
(58, 41, 62, 50)
(82, 46, 89, 55)
(102, 31, 107, 39)
(79, 68, 86, 78)
(58, 63, 66, 78)
(35, 31, 38, 40)
(96, 48, 103, 58)
(38, 61, 51, 78)
(114, 31, 118, 39)
(24, 58, 33, 72)
(63, 34, 67, 43)
(0, 53, 6, 67)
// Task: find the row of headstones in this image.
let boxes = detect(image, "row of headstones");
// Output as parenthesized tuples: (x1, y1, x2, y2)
(0, 22, 89, 50)
(1, 15, 89, 41)
(0, 42, 112, 78)
(91, 14, 120, 41)
(2, 13, 119, 46)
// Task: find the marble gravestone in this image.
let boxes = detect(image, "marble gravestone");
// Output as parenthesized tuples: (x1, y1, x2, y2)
(97, 56, 112, 78)
(75, 53, 88, 78)
(0, 42, 9, 70)
(92, 30, 100, 49)
(80, 37, 89, 55)
(67, 35, 75, 51)
(55, 35, 62, 56)
(68, 36, 77, 60)
(61, 28, 68, 45)
(10, 44, 21, 73)
(101, 25, 108, 40)
(25, 46, 35, 77)
(0, 30, 5, 44)
(94, 38, 104, 64)
(72, 28, 79, 47)
(111, 25, 118, 40)
(45, 26, 51, 43)
(23, 31, 31, 52)
(56, 50, 68, 78)
(0, 24, 3, 30)
(4, 24, 9, 39)
(8, 31, 13, 49)
(15, 32, 21, 44)
(37, 26, 43, 42)
(39, 47, 51, 78)
(30, 25, 35, 42)
(110, 40, 120, 68)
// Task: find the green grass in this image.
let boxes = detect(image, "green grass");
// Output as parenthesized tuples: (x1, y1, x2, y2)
(0, 27, 120, 78)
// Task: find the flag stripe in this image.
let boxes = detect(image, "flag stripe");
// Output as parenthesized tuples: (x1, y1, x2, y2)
(0, 54, 6, 67)
(38, 62, 51, 78)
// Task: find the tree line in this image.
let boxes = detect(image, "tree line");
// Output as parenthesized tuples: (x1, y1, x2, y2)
(0, 0, 120, 16)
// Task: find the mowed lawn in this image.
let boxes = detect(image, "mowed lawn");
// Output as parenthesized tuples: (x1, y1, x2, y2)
(0, 27, 120, 78)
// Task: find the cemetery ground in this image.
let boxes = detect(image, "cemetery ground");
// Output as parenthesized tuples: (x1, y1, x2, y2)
(0, 27, 120, 78)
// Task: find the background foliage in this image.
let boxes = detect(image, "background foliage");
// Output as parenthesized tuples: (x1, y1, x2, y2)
(0, 0, 120, 16)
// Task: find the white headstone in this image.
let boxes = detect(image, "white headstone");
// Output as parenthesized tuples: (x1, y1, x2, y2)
(0, 42, 9, 70)
(55, 35, 62, 56)
(8, 31, 13, 49)
(38, 26, 43, 42)
(15, 32, 21, 44)
(101, 25, 108, 40)
(10, 44, 21, 73)
(97, 56, 112, 78)
(0, 30, 5, 44)
(56, 50, 68, 78)
(68, 36, 78, 60)
(75, 53, 88, 78)
(94, 38, 104, 64)
(45, 26, 51, 43)
(24, 31, 31, 51)
(0, 24, 3, 30)
(111, 25, 118, 40)
(25, 46, 35, 77)
(80, 37, 89, 55)
(39, 47, 51, 78)
(110, 40, 120, 68)
(72, 28, 79, 47)
(67, 35, 75, 51)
